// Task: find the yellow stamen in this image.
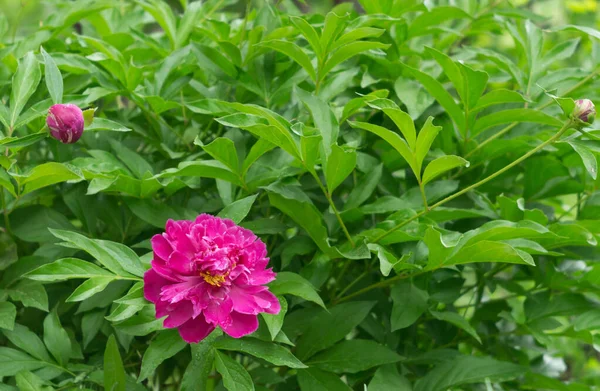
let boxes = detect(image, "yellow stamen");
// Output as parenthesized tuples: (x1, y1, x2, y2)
(200, 271, 226, 287)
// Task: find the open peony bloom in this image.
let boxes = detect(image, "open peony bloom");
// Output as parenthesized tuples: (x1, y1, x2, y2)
(144, 214, 280, 343)
(46, 104, 85, 144)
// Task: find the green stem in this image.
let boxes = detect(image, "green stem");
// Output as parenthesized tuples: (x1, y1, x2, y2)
(310, 171, 355, 247)
(373, 119, 573, 244)
(1, 190, 11, 235)
(418, 181, 429, 210)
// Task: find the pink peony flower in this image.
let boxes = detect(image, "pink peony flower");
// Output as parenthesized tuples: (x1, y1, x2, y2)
(46, 104, 85, 144)
(144, 214, 280, 343)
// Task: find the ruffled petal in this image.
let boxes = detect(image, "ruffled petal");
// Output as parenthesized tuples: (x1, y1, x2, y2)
(143, 269, 169, 303)
(168, 251, 194, 275)
(177, 316, 215, 343)
(222, 311, 259, 338)
(152, 234, 173, 261)
(164, 300, 194, 328)
(255, 290, 280, 314)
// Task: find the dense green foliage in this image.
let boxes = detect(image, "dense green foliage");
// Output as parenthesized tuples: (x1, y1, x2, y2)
(1, 0, 600, 390)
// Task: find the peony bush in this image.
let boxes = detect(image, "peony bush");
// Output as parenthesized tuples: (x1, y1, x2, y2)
(1, 0, 600, 390)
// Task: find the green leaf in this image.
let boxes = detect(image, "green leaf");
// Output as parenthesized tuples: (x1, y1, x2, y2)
(349, 121, 417, 173)
(1, 324, 52, 362)
(296, 88, 339, 157)
(261, 296, 287, 340)
(82, 107, 96, 127)
(109, 140, 154, 179)
(7, 280, 48, 311)
(0, 348, 47, 377)
(66, 277, 114, 302)
(49, 229, 145, 278)
(391, 282, 429, 331)
(201, 137, 240, 173)
(214, 351, 254, 391)
(422, 155, 469, 185)
(472, 108, 563, 137)
(17, 162, 84, 195)
(175, 1, 203, 49)
(215, 336, 306, 368)
(430, 311, 481, 343)
(86, 118, 131, 132)
(290, 16, 322, 58)
(269, 272, 325, 308)
(472, 89, 528, 112)
(218, 194, 258, 224)
(43, 309, 71, 366)
(41, 47, 63, 104)
(308, 339, 401, 373)
(415, 117, 442, 174)
(9, 52, 41, 128)
(321, 41, 389, 77)
(259, 40, 316, 81)
(296, 301, 375, 360)
(82, 310, 105, 348)
(320, 12, 348, 54)
(137, 0, 176, 47)
(0, 231, 18, 270)
(566, 140, 597, 180)
(159, 160, 243, 186)
(138, 329, 187, 382)
(0, 302, 16, 330)
(401, 63, 465, 133)
(180, 329, 221, 391)
(297, 368, 351, 391)
(574, 309, 600, 331)
(413, 356, 525, 391)
(325, 145, 356, 193)
(104, 335, 126, 391)
(407, 6, 471, 38)
(27, 258, 114, 281)
(344, 163, 382, 210)
(369, 365, 412, 391)
(15, 371, 48, 391)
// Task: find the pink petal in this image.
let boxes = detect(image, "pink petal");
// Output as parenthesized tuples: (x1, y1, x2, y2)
(222, 312, 259, 338)
(178, 316, 215, 343)
(143, 269, 169, 303)
(247, 268, 276, 285)
(151, 259, 183, 282)
(168, 251, 194, 275)
(255, 290, 280, 314)
(152, 234, 173, 261)
(164, 301, 194, 328)
(204, 297, 233, 326)
(229, 285, 264, 315)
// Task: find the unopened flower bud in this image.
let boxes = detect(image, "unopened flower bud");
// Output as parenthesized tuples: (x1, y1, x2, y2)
(572, 99, 596, 125)
(46, 104, 84, 144)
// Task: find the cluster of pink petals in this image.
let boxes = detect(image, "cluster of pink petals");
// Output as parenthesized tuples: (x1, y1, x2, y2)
(144, 214, 280, 343)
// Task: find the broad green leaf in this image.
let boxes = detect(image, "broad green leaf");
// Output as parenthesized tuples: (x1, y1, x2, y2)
(1, 324, 52, 362)
(422, 155, 469, 185)
(82, 310, 105, 348)
(296, 301, 375, 360)
(415, 117, 442, 174)
(17, 162, 84, 195)
(459, 63, 488, 109)
(201, 137, 240, 173)
(472, 108, 563, 137)
(43, 309, 71, 366)
(344, 163, 382, 210)
(308, 339, 401, 373)
(566, 140, 597, 179)
(214, 336, 306, 368)
(194, 43, 238, 78)
(180, 329, 221, 391)
(413, 356, 525, 391)
(15, 371, 47, 391)
(27, 258, 114, 281)
(407, 6, 471, 38)
(320, 12, 348, 54)
(0, 348, 47, 377)
(290, 16, 322, 58)
(369, 365, 412, 391)
(0, 231, 18, 270)
(104, 335, 126, 391)
(242, 139, 275, 175)
(349, 121, 417, 173)
(325, 145, 356, 193)
(574, 309, 600, 331)
(297, 368, 351, 391)
(66, 277, 114, 302)
(85, 118, 130, 132)
(401, 64, 465, 132)
(261, 296, 287, 340)
(0, 302, 16, 330)
(214, 351, 254, 391)
(391, 282, 429, 331)
(7, 280, 48, 311)
(296, 88, 339, 156)
(218, 194, 258, 224)
(425, 47, 465, 101)
(109, 140, 154, 179)
(472, 89, 528, 112)
(433, 240, 535, 268)
(259, 40, 316, 81)
(430, 310, 481, 343)
(138, 0, 177, 47)
(321, 41, 390, 77)
(41, 47, 63, 104)
(269, 272, 325, 308)
(138, 329, 187, 382)
(10, 52, 41, 128)
(160, 160, 243, 186)
(175, 1, 203, 49)
(331, 27, 385, 51)
(49, 229, 145, 278)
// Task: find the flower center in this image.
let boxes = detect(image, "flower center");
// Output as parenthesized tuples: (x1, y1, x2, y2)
(200, 271, 227, 287)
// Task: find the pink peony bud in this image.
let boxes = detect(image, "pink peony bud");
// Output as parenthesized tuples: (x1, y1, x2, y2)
(572, 99, 596, 125)
(46, 104, 85, 144)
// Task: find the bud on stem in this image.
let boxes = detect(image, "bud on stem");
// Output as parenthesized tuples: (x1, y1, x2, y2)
(47, 104, 85, 144)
